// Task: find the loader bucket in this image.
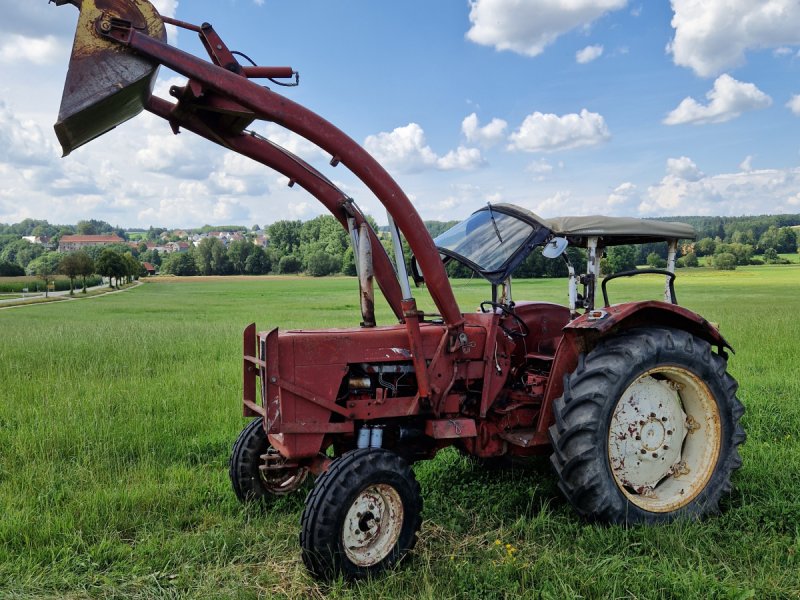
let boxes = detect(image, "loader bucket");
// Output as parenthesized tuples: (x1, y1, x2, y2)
(53, 0, 167, 156)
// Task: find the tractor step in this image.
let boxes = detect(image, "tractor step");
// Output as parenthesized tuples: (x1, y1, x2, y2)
(498, 428, 549, 448)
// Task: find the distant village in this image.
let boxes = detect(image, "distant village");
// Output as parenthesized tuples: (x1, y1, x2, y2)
(2, 213, 799, 292)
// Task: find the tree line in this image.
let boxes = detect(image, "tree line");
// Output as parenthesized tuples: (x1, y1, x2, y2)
(3, 213, 798, 282)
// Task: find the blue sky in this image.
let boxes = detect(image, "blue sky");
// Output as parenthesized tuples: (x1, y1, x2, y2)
(2, 0, 800, 228)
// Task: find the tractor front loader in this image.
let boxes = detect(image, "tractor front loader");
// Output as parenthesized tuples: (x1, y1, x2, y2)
(50, 0, 745, 581)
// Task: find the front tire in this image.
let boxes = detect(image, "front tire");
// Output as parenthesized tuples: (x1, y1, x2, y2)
(229, 417, 308, 503)
(300, 448, 422, 580)
(549, 327, 745, 524)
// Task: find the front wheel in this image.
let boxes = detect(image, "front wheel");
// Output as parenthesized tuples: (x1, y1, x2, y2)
(229, 418, 308, 503)
(549, 327, 745, 524)
(300, 448, 422, 580)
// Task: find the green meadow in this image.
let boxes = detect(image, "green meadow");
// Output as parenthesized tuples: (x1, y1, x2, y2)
(1, 266, 799, 599)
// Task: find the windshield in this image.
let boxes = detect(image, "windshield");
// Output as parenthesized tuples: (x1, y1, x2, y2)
(434, 208, 540, 272)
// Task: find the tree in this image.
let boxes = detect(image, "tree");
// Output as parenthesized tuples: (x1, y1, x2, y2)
(26, 253, 61, 297)
(646, 252, 667, 268)
(59, 252, 82, 295)
(694, 238, 716, 257)
(677, 252, 698, 268)
(278, 255, 302, 274)
(711, 252, 737, 270)
(715, 242, 753, 266)
(757, 226, 797, 253)
(139, 248, 161, 267)
(76, 219, 114, 235)
(306, 251, 341, 276)
(244, 246, 271, 274)
(95, 249, 127, 288)
(122, 252, 141, 283)
(0, 238, 44, 269)
(0, 261, 24, 276)
(161, 252, 198, 276)
(227, 239, 254, 274)
(267, 220, 302, 255)
(74, 251, 95, 293)
(602, 245, 637, 274)
(193, 237, 231, 275)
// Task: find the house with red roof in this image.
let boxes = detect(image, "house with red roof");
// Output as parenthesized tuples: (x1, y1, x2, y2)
(58, 234, 124, 252)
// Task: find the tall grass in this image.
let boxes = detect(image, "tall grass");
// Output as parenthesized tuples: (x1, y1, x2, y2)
(1, 267, 798, 598)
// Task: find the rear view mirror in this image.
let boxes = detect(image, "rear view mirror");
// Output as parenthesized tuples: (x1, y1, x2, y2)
(542, 237, 568, 259)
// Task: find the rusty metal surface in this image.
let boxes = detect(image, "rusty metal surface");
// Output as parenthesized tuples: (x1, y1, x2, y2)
(565, 300, 732, 350)
(607, 366, 722, 512)
(343, 484, 404, 567)
(54, 0, 166, 155)
(424, 418, 477, 439)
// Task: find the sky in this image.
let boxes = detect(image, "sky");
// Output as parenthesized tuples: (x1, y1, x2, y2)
(2, 0, 800, 229)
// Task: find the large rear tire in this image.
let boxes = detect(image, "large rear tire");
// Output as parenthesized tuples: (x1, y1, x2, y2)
(300, 448, 422, 580)
(549, 327, 745, 524)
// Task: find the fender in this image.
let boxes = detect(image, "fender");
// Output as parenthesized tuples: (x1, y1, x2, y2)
(534, 300, 733, 440)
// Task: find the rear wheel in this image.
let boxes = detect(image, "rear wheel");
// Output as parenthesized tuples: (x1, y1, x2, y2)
(229, 417, 308, 503)
(300, 448, 422, 580)
(549, 327, 745, 524)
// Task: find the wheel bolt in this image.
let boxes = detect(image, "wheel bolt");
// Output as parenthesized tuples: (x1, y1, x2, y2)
(652, 453, 658, 458)
(635, 435, 641, 441)
(640, 449, 647, 454)
(661, 416, 668, 422)
(663, 445, 669, 450)
(650, 412, 656, 418)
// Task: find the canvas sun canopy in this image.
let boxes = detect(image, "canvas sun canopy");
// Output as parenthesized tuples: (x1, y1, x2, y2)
(492, 204, 697, 247)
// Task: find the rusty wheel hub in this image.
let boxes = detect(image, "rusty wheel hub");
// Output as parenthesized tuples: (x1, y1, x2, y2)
(342, 484, 403, 567)
(258, 449, 308, 495)
(608, 368, 721, 512)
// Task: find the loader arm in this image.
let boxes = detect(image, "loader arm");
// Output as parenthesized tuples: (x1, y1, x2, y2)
(146, 96, 405, 322)
(50, 0, 463, 329)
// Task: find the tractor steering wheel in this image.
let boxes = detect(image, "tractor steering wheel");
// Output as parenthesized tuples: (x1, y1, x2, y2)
(479, 301, 530, 339)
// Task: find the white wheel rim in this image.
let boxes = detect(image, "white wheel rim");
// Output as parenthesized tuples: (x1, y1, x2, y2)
(342, 484, 404, 567)
(607, 367, 721, 512)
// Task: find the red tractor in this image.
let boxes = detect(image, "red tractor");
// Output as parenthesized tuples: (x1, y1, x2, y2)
(51, 0, 745, 580)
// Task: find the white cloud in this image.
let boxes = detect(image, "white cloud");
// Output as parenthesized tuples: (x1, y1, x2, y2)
(437, 147, 485, 171)
(739, 155, 753, 172)
(669, 0, 800, 77)
(607, 182, 638, 207)
(364, 123, 484, 172)
(642, 163, 800, 215)
(787, 94, 800, 115)
(0, 34, 64, 66)
(576, 44, 604, 64)
(666, 156, 703, 181)
(364, 123, 437, 171)
(525, 190, 574, 217)
(462, 113, 508, 145)
(261, 123, 331, 161)
(0, 101, 59, 166)
(663, 74, 771, 125)
(151, 0, 178, 18)
(527, 159, 554, 176)
(508, 109, 610, 153)
(466, 0, 627, 57)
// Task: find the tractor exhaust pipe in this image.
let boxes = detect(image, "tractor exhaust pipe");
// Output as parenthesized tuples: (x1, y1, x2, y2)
(51, 0, 167, 155)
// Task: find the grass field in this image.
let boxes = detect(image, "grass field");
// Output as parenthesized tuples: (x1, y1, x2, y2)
(1, 266, 799, 599)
